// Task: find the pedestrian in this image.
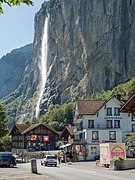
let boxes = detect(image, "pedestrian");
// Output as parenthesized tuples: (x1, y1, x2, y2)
(58, 154, 61, 164)
(69, 151, 73, 162)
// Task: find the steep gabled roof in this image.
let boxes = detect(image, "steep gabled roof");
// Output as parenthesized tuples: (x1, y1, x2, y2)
(120, 94, 135, 113)
(22, 124, 40, 134)
(22, 123, 59, 135)
(9, 124, 30, 135)
(67, 126, 76, 135)
(9, 123, 60, 136)
(61, 126, 76, 137)
(76, 100, 105, 115)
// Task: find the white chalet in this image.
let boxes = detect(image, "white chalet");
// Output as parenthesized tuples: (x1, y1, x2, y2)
(74, 96, 132, 160)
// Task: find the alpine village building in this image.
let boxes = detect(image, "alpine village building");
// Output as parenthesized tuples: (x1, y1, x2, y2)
(9, 123, 61, 155)
(9, 94, 135, 161)
(120, 93, 135, 133)
(72, 96, 134, 160)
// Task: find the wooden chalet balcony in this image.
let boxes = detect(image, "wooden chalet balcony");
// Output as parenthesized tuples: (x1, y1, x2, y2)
(73, 127, 84, 134)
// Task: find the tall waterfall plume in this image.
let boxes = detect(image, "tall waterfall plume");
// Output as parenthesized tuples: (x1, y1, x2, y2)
(35, 17, 49, 118)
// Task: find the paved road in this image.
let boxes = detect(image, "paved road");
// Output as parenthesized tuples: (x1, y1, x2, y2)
(38, 161, 135, 180)
(0, 160, 135, 180)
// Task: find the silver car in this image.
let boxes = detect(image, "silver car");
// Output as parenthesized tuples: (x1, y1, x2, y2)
(41, 155, 57, 167)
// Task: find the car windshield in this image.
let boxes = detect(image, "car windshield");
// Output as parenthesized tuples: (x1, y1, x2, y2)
(47, 156, 56, 159)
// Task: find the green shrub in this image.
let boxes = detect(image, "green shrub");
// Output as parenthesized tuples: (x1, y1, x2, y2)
(113, 157, 125, 161)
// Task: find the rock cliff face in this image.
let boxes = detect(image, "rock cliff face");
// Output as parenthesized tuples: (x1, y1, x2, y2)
(1, 0, 135, 122)
(0, 44, 33, 99)
(0, 44, 39, 126)
(38, 0, 135, 114)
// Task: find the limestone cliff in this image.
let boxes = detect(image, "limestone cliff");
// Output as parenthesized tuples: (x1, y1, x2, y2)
(0, 44, 38, 126)
(1, 0, 135, 122)
(38, 0, 135, 114)
(0, 44, 33, 99)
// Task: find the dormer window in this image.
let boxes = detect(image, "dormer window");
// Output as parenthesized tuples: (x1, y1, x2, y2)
(107, 108, 112, 116)
(114, 108, 120, 116)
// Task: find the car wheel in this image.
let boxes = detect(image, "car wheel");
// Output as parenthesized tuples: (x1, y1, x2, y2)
(55, 164, 57, 167)
(9, 163, 14, 168)
(41, 162, 43, 166)
(45, 163, 47, 166)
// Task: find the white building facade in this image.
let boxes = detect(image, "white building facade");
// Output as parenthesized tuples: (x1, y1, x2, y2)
(74, 97, 132, 160)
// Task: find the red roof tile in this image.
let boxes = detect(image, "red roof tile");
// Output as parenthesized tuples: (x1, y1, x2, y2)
(76, 100, 105, 115)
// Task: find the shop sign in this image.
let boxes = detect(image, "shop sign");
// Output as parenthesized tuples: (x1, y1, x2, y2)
(111, 146, 125, 158)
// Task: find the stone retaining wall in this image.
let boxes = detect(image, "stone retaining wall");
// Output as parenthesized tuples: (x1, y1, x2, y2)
(110, 159, 135, 170)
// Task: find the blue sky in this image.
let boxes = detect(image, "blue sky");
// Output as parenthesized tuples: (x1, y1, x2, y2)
(0, 0, 45, 58)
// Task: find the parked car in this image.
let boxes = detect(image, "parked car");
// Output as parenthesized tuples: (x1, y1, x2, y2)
(0, 152, 16, 167)
(94, 154, 100, 161)
(41, 155, 57, 167)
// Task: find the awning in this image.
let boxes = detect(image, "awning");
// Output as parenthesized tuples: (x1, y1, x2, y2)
(60, 144, 71, 148)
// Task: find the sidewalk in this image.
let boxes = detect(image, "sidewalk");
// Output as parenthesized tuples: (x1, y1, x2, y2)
(0, 165, 53, 180)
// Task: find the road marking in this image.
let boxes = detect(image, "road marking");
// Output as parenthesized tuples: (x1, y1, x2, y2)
(61, 166, 96, 174)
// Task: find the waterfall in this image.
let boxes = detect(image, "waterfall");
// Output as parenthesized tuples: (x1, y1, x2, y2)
(35, 17, 49, 118)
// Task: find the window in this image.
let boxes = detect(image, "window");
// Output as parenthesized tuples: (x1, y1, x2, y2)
(114, 120, 120, 128)
(92, 131, 99, 140)
(79, 132, 85, 140)
(79, 121, 83, 129)
(88, 120, 94, 128)
(79, 133, 83, 140)
(130, 0, 132, 6)
(131, 114, 135, 121)
(114, 108, 120, 116)
(107, 120, 112, 128)
(132, 124, 135, 132)
(107, 108, 112, 116)
(109, 131, 116, 140)
(91, 147, 97, 154)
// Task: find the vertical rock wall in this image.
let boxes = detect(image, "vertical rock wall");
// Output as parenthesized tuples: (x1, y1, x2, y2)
(37, 0, 135, 114)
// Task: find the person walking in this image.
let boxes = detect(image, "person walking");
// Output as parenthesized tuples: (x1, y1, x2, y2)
(58, 154, 61, 164)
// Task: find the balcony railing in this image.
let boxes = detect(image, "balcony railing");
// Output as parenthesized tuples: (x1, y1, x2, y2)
(74, 129, 84, 135)
(73, 139, 87, 144)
